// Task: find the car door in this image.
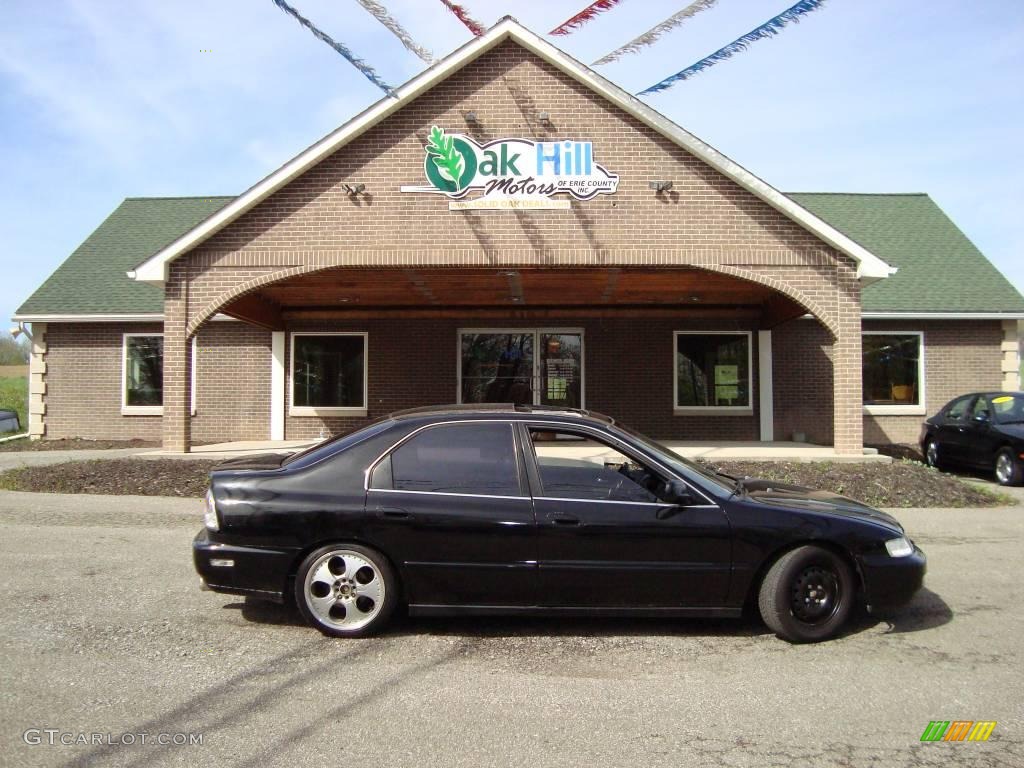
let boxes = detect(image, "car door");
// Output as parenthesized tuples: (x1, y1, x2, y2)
(364, 420, 536, 607)
(962, 396, 1002, 467)
(937, 395, 976, 464)
(522, 423, 732, 609)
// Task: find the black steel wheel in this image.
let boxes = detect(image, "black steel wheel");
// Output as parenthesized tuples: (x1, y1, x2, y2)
(758, 545, 855, 643)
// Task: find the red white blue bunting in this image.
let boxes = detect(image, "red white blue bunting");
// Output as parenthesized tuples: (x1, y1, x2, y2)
(594, 0, 721, 65)
(639, 0, 829, 94)
(550, 0, 626, 36)
(355, 0, 434, 63)
(272, 0, 394, 94)
(438, 0, 486, 36)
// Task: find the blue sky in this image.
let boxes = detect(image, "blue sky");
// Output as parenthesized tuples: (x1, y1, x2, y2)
(2, 0, 1022, 324)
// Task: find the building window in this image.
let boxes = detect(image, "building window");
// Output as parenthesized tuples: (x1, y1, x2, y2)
(290, 333, 367, 415)
(862, 332, 925, 414)
(673, 332, 752, 413)
(121, 334, 198, 416)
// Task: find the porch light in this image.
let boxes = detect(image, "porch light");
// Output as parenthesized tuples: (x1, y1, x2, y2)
(538, 111, 551, 124)
(343, 183, 365, 196)
(465, 111, 478, 123)
(649, 180, 674, 192)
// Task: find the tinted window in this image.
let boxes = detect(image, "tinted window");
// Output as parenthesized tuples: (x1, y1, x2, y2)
(946, 396, 973, 421)
(971, 397, 990, 420)
(529, 428, 665, 503)
(991, 394, 1024, 424)
(389, 423, 520, 495)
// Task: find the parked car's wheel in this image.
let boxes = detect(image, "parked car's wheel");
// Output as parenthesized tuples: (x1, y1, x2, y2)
(758, 545, 855, 643)
(924, 438, 942, 469)
(295, 544, 397, 637)
(994, 448, 1024, 487)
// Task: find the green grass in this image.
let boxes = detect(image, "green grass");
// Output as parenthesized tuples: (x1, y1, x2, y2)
(0, 375, 28, 436)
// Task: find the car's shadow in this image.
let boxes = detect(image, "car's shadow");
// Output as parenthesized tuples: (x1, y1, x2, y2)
(226, 586, 953, 640)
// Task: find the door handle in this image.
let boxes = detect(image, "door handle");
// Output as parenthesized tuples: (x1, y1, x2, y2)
(548, 513, 581, 526)
(377, 508, 413, 521)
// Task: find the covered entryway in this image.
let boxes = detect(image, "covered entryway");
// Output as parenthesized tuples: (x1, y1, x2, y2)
(160, 263, 860, 452)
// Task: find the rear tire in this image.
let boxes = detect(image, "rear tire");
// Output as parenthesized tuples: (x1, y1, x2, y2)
(758, 545, 855, 643)
(995, 448, 1024, 486)
(295, 544, 398, 637)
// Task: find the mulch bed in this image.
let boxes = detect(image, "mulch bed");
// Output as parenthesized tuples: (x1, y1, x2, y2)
(0, 438, 159, 452)
(0, 455, 1013, 507)
(704, 460, 1012, 508)
(0, 459, 220, 497)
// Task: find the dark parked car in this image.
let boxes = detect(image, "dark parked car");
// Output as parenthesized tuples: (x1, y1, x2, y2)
(194, 405, 925, 643)
(920, 391, 1024, 485)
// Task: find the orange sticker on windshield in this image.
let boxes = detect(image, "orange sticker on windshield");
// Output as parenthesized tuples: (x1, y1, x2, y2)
(993, 396, 1013, 403)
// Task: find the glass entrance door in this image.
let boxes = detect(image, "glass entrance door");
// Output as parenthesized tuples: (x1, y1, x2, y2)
(460, 330, 583, 408)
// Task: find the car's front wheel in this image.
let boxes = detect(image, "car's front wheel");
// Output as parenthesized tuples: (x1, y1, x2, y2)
(758, 545, 855, 643)
(295, 544, 398, 637)
(995, 448, 1024, 487)
(924, 437, 942, 469)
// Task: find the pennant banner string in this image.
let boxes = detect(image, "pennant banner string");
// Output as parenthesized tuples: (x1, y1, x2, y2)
(439, 0, 486, 36)
(638, 0, 828, 94)
(272, 0, 394, 95)
(550, 0, 626, 36)
(354, 0, 434, 63)
(594, 0, 721, 65)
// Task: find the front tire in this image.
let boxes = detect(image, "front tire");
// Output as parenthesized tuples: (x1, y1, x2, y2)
(295, 544, 397, 637)
(924, 438, 942, 469)
(995, 448, 1024, 486)
(758, 545, 855, 643)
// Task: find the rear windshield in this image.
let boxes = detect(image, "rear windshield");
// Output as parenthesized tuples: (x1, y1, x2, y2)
(282, 418, 396, 467)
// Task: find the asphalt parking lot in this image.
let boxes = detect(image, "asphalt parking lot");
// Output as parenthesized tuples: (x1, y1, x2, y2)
(1, 489, 1022, 768)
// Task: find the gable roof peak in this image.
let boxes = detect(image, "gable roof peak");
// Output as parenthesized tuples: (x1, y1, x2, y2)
(128, 17, 894, 284)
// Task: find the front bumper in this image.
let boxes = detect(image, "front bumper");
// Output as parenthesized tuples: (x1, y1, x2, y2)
(859, 544, 927, 610)
(192, 529, 298, 603)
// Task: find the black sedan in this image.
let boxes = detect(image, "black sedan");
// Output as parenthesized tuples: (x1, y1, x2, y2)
(194, 405, 925, 643)
(921, 391, 1024, 485)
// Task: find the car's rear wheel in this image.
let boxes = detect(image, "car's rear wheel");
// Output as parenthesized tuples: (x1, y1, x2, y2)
(924, 438, 942, 469)
(995, 448, 1024, 486)
(295, 544, 397, 637)
(758, 545, 855, 643)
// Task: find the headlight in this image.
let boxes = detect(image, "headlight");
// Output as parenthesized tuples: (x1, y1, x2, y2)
(203, 489, 219, 532)
(885, 536, 913, 557)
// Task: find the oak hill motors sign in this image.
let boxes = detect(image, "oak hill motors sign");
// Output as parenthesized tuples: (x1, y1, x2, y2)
(400, 126, 619, 210)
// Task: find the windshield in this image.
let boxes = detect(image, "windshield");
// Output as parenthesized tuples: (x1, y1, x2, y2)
(613, 423, 735, 494)
(989, 393, 1024, 424)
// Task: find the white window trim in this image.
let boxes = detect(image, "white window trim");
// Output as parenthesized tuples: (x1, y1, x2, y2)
(289, 332, 369, 417)
(121, 334, 197, 416)
(673, 331, 754, 415)
(862, 330, 926, 416)
(456, 328, 586, 408)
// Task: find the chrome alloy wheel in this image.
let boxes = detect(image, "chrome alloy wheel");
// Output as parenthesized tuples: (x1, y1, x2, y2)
(996, 452, 1014, 484)
(303, 549, 385, 632)
(925, 440, 939, 468)
(790, 565, 841, 625)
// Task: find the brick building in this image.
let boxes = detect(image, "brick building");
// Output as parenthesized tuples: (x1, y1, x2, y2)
(13, 20, 1024, 453)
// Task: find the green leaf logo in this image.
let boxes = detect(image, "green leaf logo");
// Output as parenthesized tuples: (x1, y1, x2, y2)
(425, 126, 471, 192)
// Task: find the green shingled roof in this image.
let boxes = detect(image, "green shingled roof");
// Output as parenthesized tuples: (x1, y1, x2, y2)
(15, 192, 1024, 317)
(15, 196, 233, 316)
(790, 192, 1024, 313)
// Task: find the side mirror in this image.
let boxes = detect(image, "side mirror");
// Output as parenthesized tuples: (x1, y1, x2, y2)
(973, 411, 991, 424)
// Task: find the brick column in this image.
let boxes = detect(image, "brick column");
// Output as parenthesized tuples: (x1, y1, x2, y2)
(162, 272, 192, 453)
(832, 268, 863, 455)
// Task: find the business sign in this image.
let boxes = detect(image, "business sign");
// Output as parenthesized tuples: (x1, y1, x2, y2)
(400, 126, 619, 210)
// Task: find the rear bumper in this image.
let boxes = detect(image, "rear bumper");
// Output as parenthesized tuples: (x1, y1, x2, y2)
(192, 529, 298, 603)
(859, 544, 927, 610)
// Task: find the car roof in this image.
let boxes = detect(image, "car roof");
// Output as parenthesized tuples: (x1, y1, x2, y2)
(386, 403, 615, 426)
